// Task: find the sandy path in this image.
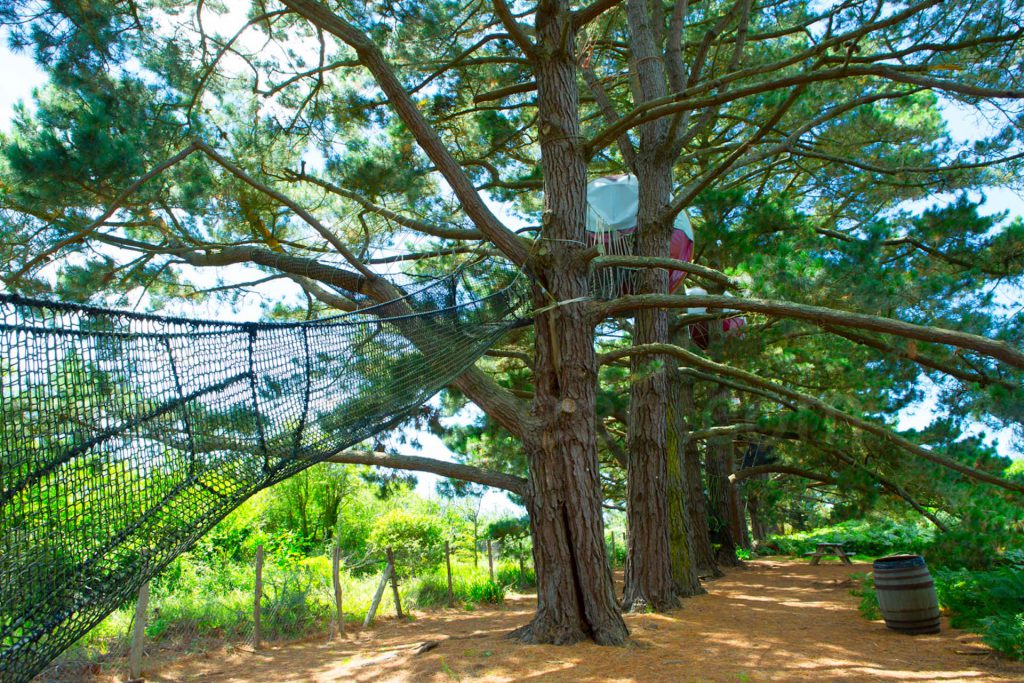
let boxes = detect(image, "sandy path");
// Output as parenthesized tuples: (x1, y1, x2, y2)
(136, 560, 1024, 682)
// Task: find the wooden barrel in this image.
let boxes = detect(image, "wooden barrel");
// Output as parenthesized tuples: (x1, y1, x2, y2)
(872, 554, 940, 634)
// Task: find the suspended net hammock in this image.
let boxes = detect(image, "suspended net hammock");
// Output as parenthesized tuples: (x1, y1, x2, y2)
(0, 263, 528, 682)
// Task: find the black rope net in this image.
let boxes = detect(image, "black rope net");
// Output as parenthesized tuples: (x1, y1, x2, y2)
(0, 265, 528, 682)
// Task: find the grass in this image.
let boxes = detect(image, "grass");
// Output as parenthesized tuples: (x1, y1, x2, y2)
(56, 553, 527, 671)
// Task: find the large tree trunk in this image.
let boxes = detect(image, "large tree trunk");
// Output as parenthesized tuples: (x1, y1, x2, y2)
(510, 0, 628, 646)
(620, 0, 679, 610)
(623, 164, 679, 612)
(516, 274, 627, 644)
(666, 359, 706, 596)
(678, 361, 722, 578)
(706, 394, 742, 567)
(518, 419, 628, 644)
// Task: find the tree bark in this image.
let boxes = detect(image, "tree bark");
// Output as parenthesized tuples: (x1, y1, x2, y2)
(666, 359, 706, 596)
(621, 0, 680, 613)
(678, 353, 722, 578)
(705, 341, 742, 567)
(326, 449, 526, 496)
(511, 0, 628, 646)
(745, 474, 771, 544)
(622, 166, 679, 612)
(602, 294, 1024, 371)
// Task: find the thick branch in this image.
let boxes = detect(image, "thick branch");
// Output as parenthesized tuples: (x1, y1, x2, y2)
(593, 255, 736, 289)
(492, 0, 535, 55)
(730, 464, 836, 484)
(573, 0, 622, 29)
(604, 343, 1024, 494)
(601, 294, 1024, 370)
(822, 325, 1019, 391)
(327, 449, 527, 496)
(281, 0, 531, 268)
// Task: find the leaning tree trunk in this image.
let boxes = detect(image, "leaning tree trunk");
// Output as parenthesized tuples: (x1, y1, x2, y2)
(511, 0, 628, 645)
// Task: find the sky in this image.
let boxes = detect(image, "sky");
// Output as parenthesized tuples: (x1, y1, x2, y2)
(0, 20, 1019, 510)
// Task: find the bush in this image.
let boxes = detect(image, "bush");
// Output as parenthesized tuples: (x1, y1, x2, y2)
(369, 509, 444, 574)
(979, 612, 1024, 659)
(933, 565, 1024, 630)
(849, 573, 881, 621)
(768, 517, 934, 558)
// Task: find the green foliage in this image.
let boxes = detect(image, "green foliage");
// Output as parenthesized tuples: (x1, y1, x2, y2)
(850, 573, 881, 621)
(794, 516, 1024, 661)
(369, 509, 444, 574)
(769, 517, 935, 557)
(606, 534, 627, 567)
(486, 516, 529, 543)
(854, 561, 1024, 660)
(466, 579, 506, 605)
(397, 565, 507, 609)
(977, 612, 1024, 660)
(925, 480, 1024, 571)
(933, 564, 1024, 627)
(496, 562, 536, 589)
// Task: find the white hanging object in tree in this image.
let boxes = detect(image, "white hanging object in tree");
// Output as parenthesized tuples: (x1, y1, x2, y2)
(585, 175, 694, 296)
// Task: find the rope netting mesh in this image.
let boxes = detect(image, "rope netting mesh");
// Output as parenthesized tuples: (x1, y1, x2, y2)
(0, 265, 527, 682)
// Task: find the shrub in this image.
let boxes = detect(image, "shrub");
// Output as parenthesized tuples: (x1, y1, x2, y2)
(933, 566, 1024, 630)
(849, 573, 881, 621)
(369, 509, 444, 574)
(768, 517, 934, 557)
(979, 612, 1024, 659)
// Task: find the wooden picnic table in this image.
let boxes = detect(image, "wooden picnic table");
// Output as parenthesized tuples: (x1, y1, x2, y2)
(804, 541, 853, 565)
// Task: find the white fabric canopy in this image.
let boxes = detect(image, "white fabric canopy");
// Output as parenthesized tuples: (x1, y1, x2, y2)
(585, 175, 693, 240)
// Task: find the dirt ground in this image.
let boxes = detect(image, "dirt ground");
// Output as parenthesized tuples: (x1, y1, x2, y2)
(132, 560, 1024, 682)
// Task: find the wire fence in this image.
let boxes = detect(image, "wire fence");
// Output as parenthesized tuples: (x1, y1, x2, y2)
(31, 539, 534, 682)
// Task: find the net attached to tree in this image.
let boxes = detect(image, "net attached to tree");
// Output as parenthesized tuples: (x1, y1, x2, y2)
(0, 265, 528, 682)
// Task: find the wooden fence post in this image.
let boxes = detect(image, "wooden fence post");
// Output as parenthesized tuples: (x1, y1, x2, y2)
(487, 539, 494, 582)
(253, 544, 264, 650)
(331, 545, 344, 638)
(363, 560, 392, 628)
(444, 541, 454, 607)
(386, 547, 404, 619)
(610, 532, 616, 568)
(128, 574, 149, 680)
